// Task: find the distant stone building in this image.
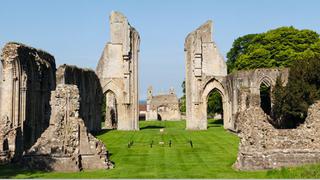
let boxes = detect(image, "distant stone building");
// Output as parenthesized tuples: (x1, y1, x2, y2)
(146, 86, 181, 121)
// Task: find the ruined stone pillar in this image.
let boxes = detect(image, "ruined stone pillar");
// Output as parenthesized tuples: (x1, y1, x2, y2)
(184, 21, 228, 130)
(96, 11, 140, 130)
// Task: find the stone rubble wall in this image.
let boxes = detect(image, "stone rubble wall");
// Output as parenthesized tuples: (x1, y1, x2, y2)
(234, 101, 320, 170)
(0, 42, 56, 164)
(23, 84, 113, 172)
(56, 64, 103, 132)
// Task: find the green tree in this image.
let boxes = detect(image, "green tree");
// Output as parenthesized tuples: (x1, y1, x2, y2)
(207, 91, 222, 117)
(271, 76, 286, 127)
(180, 80, 186, 112)
(226, 34, 257, 73)
(272, 57, 320, 128)
(227, 26, 320, 72)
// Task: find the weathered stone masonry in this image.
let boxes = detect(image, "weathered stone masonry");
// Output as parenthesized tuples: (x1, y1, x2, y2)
(56, 64, 103, 133)
(234, 101, 320, 170)
(96, 11, 140, 130)
(23, 84, 113, 171)
(184, 20, 229, 130)
(185, 20, 320, 170)
(0, 42, 56, 163)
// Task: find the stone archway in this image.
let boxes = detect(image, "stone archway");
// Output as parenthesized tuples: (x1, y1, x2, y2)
(201, 79, 231, 130)
(257, 76, 274, 115)
(157, 105, 169, 121)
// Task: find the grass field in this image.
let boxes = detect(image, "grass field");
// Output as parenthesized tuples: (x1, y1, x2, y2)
(1, 119, 320, 178)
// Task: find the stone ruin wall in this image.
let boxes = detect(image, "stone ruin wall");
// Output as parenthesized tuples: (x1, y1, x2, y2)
(96, 11, 140, 130)
(234, 101, 320, 170)
(146, 86, 181, 121)
(0, 42, 56, 164)
(56, 64, 103, 132)
(225, 68, 289, 131)
(23, 84, 113, 172)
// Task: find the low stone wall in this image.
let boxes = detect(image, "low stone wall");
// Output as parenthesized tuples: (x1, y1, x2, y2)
(56, 64, 103, 132)
(234, 101, 320, 170)
(23, 84, 113, 172)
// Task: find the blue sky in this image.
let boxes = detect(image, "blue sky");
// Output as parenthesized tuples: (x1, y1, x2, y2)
(1, 0, 320, 99)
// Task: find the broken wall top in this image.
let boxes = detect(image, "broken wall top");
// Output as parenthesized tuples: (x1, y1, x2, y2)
(184, 21, 227, 77)
(96, 11, 140, 79)
(1, 42, 55, 67)
(185, 20, 213, 50)
(109, 11, 140, 56)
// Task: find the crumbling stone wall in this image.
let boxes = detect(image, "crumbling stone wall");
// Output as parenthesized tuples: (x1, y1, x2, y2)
(23, 84, 113, 172)
(56, 64, 103, 132)
(234, 101, 320, 170)
(0, 42, 56, 164)
(96, 11, 140, 130)
(225, 68, 289, 130)
(146, 86, 181, 121)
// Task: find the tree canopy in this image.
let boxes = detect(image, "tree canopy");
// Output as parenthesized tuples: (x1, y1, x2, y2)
(227, 26, 320, 72)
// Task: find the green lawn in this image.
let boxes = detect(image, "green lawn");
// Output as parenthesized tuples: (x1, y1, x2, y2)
(1, 119, 320, 178)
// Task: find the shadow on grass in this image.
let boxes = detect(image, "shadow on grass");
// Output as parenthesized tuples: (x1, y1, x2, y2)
(208, 119, 224, 128)
(93, 129, 113, 136)
(0, 164, 43, 178)
(140, 125, 165, 130)
(209, 119, 223, 125)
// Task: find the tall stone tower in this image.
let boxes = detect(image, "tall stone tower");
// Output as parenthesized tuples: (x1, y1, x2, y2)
(96, 11, 140, 130)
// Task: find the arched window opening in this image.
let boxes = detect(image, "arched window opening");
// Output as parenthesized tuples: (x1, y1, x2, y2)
(103, 91, 118, 129)
(3, 139, 9, 151)
(260, 83, 271, 115)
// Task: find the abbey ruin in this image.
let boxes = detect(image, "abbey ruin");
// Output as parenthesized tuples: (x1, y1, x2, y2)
(184, 21, 289, 131)
(0, 10, 319, 173)
(185, 20, 320, 169)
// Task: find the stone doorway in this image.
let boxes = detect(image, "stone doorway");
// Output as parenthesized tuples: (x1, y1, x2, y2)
(259, 82, 271, 115)
(206, 89, 223, 127)
(201, 80, 228, 129)
(104, 91, 118, 129)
